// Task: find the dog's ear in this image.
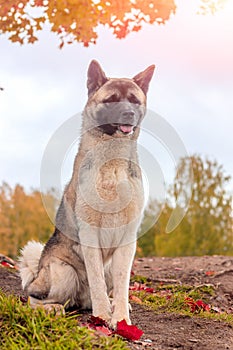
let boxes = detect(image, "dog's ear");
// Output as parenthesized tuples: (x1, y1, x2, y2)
(133, 65, 155, 95)
(87, 60, 108, 96)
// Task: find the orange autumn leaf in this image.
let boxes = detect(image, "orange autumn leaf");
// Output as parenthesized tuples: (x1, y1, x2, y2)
(0, 1, 225, 47)
(129, 294, 143, 304)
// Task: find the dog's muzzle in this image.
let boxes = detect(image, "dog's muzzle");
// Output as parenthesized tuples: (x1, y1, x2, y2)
(95, 101, 142, 136)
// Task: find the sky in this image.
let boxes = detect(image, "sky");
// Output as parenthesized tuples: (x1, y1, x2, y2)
(0, 0, 233, 200)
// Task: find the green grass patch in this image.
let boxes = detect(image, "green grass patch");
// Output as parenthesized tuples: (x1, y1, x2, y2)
(130, 282, 233, 326)
(0, 292, 128, 350)
(130, 274, 150, 284)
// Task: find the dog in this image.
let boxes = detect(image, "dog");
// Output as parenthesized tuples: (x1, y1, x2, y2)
(19, 60, 155, 328)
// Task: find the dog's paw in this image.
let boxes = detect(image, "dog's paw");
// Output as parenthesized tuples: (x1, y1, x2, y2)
(110, 309, 131, 329)
(93, 311, 112, 324)
(30, 301, 65, 316)
(92, 306, 112, 324)
(110, 314, 131, 330)
(43, 304, 65, 315)
(92, 300, 112, 323)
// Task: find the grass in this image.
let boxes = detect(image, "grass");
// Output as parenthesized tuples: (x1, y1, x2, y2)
(130, 277, 233, 326)
(0, 292, 128, 350)
(1, 273, 232, 349)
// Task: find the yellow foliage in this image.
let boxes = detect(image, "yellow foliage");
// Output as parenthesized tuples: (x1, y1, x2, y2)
(0, 183, 57, 258)
(0, 0, 226, 47)
(138, 155, 233, 257)
(3, 0, 223, 47)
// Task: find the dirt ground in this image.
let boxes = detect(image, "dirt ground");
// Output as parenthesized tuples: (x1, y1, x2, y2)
(1, 255, 233, 350)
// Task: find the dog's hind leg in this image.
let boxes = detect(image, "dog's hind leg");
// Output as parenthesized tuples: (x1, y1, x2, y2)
(20, 241, 91, 313)
(27, 257, 91, 312)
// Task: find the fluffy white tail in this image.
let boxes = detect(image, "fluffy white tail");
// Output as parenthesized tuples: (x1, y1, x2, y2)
(18, 241, 44, 290)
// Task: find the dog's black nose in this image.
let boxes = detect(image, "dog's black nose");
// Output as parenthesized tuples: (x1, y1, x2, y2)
(122, 110, 135, 118)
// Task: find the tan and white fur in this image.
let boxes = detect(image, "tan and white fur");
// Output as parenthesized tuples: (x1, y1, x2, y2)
(19, 60, 155, 328)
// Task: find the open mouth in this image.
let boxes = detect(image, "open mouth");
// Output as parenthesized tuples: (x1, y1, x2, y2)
(112, 124, 135, 135)
(98, 124, 135, 136)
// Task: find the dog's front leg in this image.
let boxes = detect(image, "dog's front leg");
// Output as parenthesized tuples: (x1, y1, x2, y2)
(81, 244, 112, 322)
(111, 241, 136, 328)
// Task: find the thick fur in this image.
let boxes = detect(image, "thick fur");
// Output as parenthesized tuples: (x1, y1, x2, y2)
(19, 60, 155, 328)
(20, 241, 44, 290)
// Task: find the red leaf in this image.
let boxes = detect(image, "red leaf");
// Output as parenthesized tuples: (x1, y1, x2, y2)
(84, 316, 144, 341)
(185, 297, 210, 312)
(196, 300, 210, 311)
(95, 326, 112, 336)
(0, 255, 16, 267)
(129, 295, 143, 304)
(129, 282, 154, 293)
(89, 315, 108, 327)
(115, 319, 144, 341)
(205, 270, 215, 276)
(129, 282, 140, 291)
(0, 261, 15, 269)
(144, 287, 154, 293)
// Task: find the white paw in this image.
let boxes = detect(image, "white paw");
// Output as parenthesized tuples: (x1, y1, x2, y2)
(110, 314, 131, 329)
(92, 304, 112, 323)
(43, 303, 65, 315)
(30, 301, 65, 316)
(93, 311, 112, 323)
(92, 298, 112, 323)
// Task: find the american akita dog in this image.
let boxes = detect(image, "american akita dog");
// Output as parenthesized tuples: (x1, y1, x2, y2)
(19, 60, 155, 328)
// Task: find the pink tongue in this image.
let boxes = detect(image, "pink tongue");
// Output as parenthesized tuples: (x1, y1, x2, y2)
(119, 125, 133, 133)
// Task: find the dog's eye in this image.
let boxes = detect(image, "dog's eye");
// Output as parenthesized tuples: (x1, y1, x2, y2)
(128, 94, 141, 105)
(103, 94, 119, 103)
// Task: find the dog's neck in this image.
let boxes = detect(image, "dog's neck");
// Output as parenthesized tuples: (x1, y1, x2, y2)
(78, 127, 140, 161)
(69, 125, 142, 194)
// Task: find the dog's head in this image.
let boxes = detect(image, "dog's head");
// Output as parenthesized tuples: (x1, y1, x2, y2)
(83, 60, 155, 138)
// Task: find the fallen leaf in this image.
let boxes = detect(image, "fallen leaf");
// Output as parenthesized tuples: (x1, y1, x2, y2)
(129, 282, 141, 291)
(196, 300, 210, 311)
(185, 297, 210, 312)
(0, 261, 14, 268)
(114, 319, 144, 341)
(95, 326, 112, 336)
(89, 315, 108, 327)
(129, 282, 155, 293)
(0, 254, 18, 269)
(129, 295, 143, 304)
(84, 316, 144, 341)
(205, 270, 215, 276)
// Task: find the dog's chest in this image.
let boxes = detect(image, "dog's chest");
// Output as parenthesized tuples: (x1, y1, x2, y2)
(75, 157, 144, 227)
(96, 160, 129, 201)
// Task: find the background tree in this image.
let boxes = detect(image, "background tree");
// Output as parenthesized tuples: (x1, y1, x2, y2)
(0, 0, 226, 47)
(0, 182, 57, 257)
(137, 199, 160, 257)
(1, 155, 232, 258)
(138, 155, 233, 257)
